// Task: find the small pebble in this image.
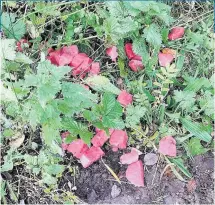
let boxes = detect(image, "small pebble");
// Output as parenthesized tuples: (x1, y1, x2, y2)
(111, 184, 121, 198)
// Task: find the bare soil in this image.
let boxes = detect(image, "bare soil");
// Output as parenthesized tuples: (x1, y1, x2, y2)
(69, 151, 214, 204)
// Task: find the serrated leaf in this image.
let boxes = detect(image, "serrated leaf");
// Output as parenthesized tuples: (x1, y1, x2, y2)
(180, 118, 212, 143)
(15, 52, 33, 64)
(85, 75, 120, 95)
(144, 24, 162, 47)
(102, 116, 125, 129)
(132, 37, 149, 65)
(44, 164, 65, 175)
(102, 93, 116, 115)
(187, 138, 208, 156)
(0, 39, 16, 61)
(2, 13, 26, 40)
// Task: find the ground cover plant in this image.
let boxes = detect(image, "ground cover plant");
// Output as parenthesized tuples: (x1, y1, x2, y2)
(0, 1, 214, 204)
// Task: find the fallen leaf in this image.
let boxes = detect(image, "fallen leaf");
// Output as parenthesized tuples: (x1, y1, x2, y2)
(126, 160, 144, 187)
(168, 27, 185, 41)
(144, 153, 158, 166)
(117, 90, 133, 107)
(106, 46, 118, 62)
(158, 136, 176, 157)
(9, 134, 25, 148)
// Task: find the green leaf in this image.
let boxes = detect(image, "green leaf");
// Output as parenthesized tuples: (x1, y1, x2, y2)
(169, 158, 192, 178)
(143, 23, 162, 47)
(184, 77, 210, 92)
(132, 37, 149, 65)
(37, 81, 60, 107)
(0, 39, 16, 61)
(64, 134, 77, 144)
(85, 75, 120, 95)
(125, 105, 146, 128)
(3, 129, 14, 138)
(83, 110, 99, 122)
(174, 90, 196, 111)
(44, 164, 65, 175)
(180, 118, 212, 143)
(102, 117, 125, 129)
(15, 52, 33, 64)
(41, 173, 57, 185)
(61, 82, 96, 108)
(2, 13, 26, 40)
(9, 19, 26, 40)
(61, 118, 93, 145)
(42, 124, 59, 145)
(118, 58, 128, 78)
(102, 93, 116, 115)
(187, 138, 208, 156)
(106, 1, 127, 18)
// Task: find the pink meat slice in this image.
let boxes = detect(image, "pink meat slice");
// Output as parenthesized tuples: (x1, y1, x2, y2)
(106, 46, 118, 62)
(91, 130, 109, 147)
(80, 146, 105, 168)
(117, 90, 133, 107)
(158, 52, 174, 67)
(89, 62, 100, 75)
(126, 160, 144, 187)
(109, 130, 128, 151)
(67, 139, 89, 159)
(120, 148, 141, 164)
(124, 43, 142, 60)
(69, 53, 89, 68)
(168, 27, 185, 41)
(158, 136, 177, 157)
(128, 60, 144, 72)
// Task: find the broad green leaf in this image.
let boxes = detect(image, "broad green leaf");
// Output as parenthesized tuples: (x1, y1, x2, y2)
(143, 23, 162, 47)
(2, 13, 26, 40)
(85, 75, 120, 95)
(37, 81, 60, 107)
(0, 39, 16, 61)
(106, 1, 127, 18)
(107, 102, 123, 119)
(180, 118, 212, 143)
(41, 173, 57, 185)
(187, 138, 209, 156)
(102, 116, 125, 129)
(64, 134, 77, 144)
(3, 129, 14, 138)
(102, 93, 116, 115)
(132, 37, 149, 65)
(15, 52, 33, 64)
(83, 110, 99, 122)
(42, 124, 59, 145)
(44, 164, 65, 175)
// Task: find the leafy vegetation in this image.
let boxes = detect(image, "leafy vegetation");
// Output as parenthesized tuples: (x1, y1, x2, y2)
(0, 1, 214, 203)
